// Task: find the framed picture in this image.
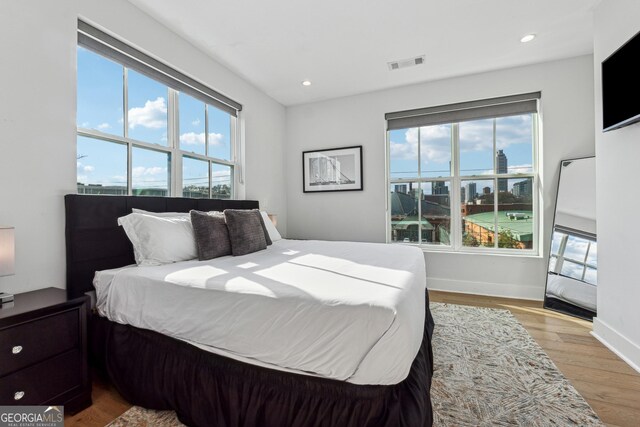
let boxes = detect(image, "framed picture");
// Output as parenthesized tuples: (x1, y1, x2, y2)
(303, 146, 363, 193)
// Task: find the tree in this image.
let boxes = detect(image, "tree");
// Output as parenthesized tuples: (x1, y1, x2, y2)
(498, 229, 521, 249)
(463, 233, 480, 247)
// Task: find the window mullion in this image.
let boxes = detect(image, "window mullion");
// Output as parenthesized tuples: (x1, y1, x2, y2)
(231, 115, 238, 198)
(126, 143, 133, 196)
(205, 105, 212, 198)
(581, 241, 591, 281)
(452, 123, 461, 251)
(417, 127, 422, 244)
(208, 160, 212, 199)
(123, 68, 129, 139)
(168, 89, 180, 197)
(124, 68, 132, 196)
(493, 119, 498, 248)
(533, 112, 540, 254)
(205, 104, 210, 158)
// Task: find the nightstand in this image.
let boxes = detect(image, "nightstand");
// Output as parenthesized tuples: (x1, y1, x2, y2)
(0, 287, 91, 413)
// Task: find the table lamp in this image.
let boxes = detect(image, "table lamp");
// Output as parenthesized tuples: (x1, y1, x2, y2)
(0, 226, 15, 305)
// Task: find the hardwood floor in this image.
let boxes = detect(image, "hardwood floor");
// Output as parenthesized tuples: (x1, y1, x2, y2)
(65, 291, 640, 426)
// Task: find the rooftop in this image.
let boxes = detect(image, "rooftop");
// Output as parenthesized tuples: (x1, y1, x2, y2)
(464, 211, 534, 241)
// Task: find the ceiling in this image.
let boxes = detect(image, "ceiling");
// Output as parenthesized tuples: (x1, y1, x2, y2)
(127, 0, 599, 106)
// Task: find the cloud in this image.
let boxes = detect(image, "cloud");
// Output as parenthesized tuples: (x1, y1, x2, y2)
(128, 97, 167, 129)
(97, 122, 111, 130)
(390, 125, 451, 164)
(76, 161, 95, 184)
(179, 132, 225, 146)
(564, 236, 590, 260)
(209, 133, 224, 147)
(77, 161, 95, 174)
(459, 115, 532, 153)
(191, 119, 201, 126)
(180, 132, 205, 145)
(132, 166, 165, 177)
(507, 163, 533, 173)
(80, 121, 90, 128)
(459, 119, 493, 152)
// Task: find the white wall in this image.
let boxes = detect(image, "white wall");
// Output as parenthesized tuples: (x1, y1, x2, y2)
(592, 0, 640, 372)
(286, 55, 595, 300)
(0, 0, 287, 295)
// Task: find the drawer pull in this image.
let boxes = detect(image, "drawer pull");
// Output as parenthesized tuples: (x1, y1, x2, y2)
(14, 391, 24, 401)
(12, 345, 23, 354)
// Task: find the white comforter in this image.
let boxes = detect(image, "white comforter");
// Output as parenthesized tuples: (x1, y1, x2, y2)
(95, 239, 426, 385)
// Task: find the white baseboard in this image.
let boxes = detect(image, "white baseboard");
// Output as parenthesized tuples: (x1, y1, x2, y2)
(592, 317, 640, 374)
(427, 277, 544, 301)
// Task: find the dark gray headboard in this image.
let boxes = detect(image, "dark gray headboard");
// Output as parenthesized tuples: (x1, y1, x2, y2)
(65, 194, 259, 299)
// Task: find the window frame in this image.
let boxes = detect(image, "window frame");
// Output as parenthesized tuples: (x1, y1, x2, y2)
(76, 23, 240, 199)
(385, 101, 540, 256)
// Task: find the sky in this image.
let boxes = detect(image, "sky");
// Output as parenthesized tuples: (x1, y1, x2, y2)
(389, 114, 534, 194)
(76, 46, 232, 191)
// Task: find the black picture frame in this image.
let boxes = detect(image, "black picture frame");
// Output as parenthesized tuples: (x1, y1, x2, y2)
(302, 146, 363, 193)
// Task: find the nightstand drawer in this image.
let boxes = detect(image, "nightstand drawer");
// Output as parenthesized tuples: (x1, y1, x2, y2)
(0, 349, 82, 405)
(0, 310, 79, 377)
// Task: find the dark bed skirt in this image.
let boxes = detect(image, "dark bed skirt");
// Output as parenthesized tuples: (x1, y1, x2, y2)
(91, 294, 435, 427)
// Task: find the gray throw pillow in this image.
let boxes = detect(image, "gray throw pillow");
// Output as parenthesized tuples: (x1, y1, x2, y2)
(190, 210, 232, 260)
(224, 209, 268, 256)
(256, 210, 273, 246)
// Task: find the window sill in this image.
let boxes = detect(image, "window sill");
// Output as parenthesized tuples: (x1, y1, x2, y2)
(393, 243, 542, 259)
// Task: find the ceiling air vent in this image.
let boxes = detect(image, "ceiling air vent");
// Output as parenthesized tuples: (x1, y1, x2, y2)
(388, 55, 426, 71)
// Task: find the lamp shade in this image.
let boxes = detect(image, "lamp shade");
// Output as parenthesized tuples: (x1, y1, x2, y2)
(0, 226, 15, 277)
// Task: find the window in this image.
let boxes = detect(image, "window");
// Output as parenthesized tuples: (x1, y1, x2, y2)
(386, 93, 540, 253)
(76, 21, 240, 198)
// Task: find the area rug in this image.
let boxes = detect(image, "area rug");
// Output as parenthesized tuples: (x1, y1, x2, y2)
(430, 303, 602, 426)
(107, 303, 603, 426)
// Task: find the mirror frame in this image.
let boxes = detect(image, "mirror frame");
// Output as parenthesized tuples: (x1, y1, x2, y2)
(543, 156, 596, 321)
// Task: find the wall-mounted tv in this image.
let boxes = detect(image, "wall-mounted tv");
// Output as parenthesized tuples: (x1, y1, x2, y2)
(602, 30, 640, 132)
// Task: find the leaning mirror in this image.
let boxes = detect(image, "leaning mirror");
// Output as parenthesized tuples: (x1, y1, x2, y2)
(544, 157, 597, 320)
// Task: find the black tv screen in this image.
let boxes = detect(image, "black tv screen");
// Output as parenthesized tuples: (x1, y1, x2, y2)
(602, 30, 640, 132)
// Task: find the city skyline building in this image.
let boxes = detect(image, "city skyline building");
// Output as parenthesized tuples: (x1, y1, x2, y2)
(497, 149, 508, 192)
(432, 181, 449, 195)
(512, 179, 532, 198)
(464, 182, 477, 203)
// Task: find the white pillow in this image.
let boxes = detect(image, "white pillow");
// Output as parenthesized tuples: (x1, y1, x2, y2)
(118, 213, 198, 266)
(260, 211, 282, 242)
(132, 208, 190, 217)
(127, 209, 191, 262)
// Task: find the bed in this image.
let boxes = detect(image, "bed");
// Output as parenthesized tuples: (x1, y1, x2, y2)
(65, 194, 435, 427)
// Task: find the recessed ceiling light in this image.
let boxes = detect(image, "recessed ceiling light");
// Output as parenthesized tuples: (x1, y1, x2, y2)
(301, 80, 312, 86)
(520, 34, 536, 43)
